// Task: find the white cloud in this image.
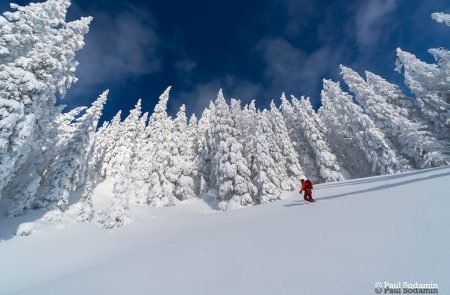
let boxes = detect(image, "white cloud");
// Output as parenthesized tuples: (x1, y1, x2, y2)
(355, 0, 399, 49)
(256, 38, 345, 100)
(68, 4, 161, 100)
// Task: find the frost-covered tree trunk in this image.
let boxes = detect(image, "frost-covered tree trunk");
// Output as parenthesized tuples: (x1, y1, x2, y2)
(341, 65, 448, 168)
(211, 90, 256, 210)
(319, 79, 410, 178)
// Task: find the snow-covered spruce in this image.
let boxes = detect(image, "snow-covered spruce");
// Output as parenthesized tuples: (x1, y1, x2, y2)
(0, 0, 91, 205)
(280, 93, 319, 182)
(318, 79, 410, 178)
(100, 99, 143, 228)
(341, 65, 449, 168)
(395, 48, 450, 141)
(290, 95, 345, 182)
(210, 90, 256, 210)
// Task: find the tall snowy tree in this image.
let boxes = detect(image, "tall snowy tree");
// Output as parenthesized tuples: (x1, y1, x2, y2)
(290, 96, 345, 182)
(136, 87, 177, 207)
(98, 111, 123, 178)
(318, 79, 410, 178)
(396, 48, 450, 140)
(100, 99, 142, 228)
(280, 94, 318, 181)
(167, 105, 196, 201)
(250, 111, 283, 203)
(187, 114, 200, 195)
(196, 103, 214, 196)
(341, 65, 448, 168)
(0, 0, 92, 202)
(267, 101, 304, 190)
(211, 90, 256, 210)
(6, 90, 107, 216)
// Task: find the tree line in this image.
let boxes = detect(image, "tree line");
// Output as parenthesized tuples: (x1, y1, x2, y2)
(0, 0, 448, 228)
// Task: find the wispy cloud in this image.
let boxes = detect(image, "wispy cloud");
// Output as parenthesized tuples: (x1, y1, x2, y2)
(67, 4, 161, 101)
(256, 38, 345, 105)
(355, 0, 399, 49)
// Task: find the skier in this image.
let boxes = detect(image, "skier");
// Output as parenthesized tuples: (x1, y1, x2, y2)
(300, 178, 315, 202)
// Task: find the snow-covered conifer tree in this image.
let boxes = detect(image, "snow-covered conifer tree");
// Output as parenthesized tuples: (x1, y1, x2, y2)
(251, 111, 283, 203)
(30, 91, 108, 214)
(98, 111, 122, 178)
(101, 99, 142, 228)
(290, 96, 345, 182)
(0, 0, 91, 201)
(196, 104, 214, 196)
(211, 90, 256, 210)
(280, 94, 319, 181)
(341, 65, 448, 168)
(139, 87, 177, 207)
(318, 79, 410, 178)
(267, 101, 304, 190)
(166, 105, 196, 201)
(395, 48, 450, 140)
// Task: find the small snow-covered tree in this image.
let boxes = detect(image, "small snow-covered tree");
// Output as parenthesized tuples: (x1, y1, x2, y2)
(319, 79, 409, 178)
(211, 90, 256, 210)
(341, 65, 448, 168)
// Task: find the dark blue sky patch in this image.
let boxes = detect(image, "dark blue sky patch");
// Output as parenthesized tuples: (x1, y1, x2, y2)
(1, 0, 450, 121)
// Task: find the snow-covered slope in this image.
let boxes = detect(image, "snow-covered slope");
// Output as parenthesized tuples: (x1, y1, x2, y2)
(0, 166, 449, 295)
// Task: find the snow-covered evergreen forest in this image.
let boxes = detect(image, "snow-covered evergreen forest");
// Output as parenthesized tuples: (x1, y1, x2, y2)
(0, 0, 449, 229)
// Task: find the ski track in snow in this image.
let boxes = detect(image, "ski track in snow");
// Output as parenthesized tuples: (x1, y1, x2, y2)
(0, 166, 449, 295)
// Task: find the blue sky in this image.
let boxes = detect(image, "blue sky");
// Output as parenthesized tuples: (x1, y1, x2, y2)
(2, 0, 450, 121)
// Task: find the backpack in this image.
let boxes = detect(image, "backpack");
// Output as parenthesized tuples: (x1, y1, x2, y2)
(305, 180, 313, 190)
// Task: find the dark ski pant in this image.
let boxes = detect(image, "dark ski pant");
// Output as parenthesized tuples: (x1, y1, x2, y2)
(303, 189, 312, 201)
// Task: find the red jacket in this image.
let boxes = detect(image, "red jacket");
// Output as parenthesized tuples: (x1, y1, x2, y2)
(301, 180, 313, 191)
